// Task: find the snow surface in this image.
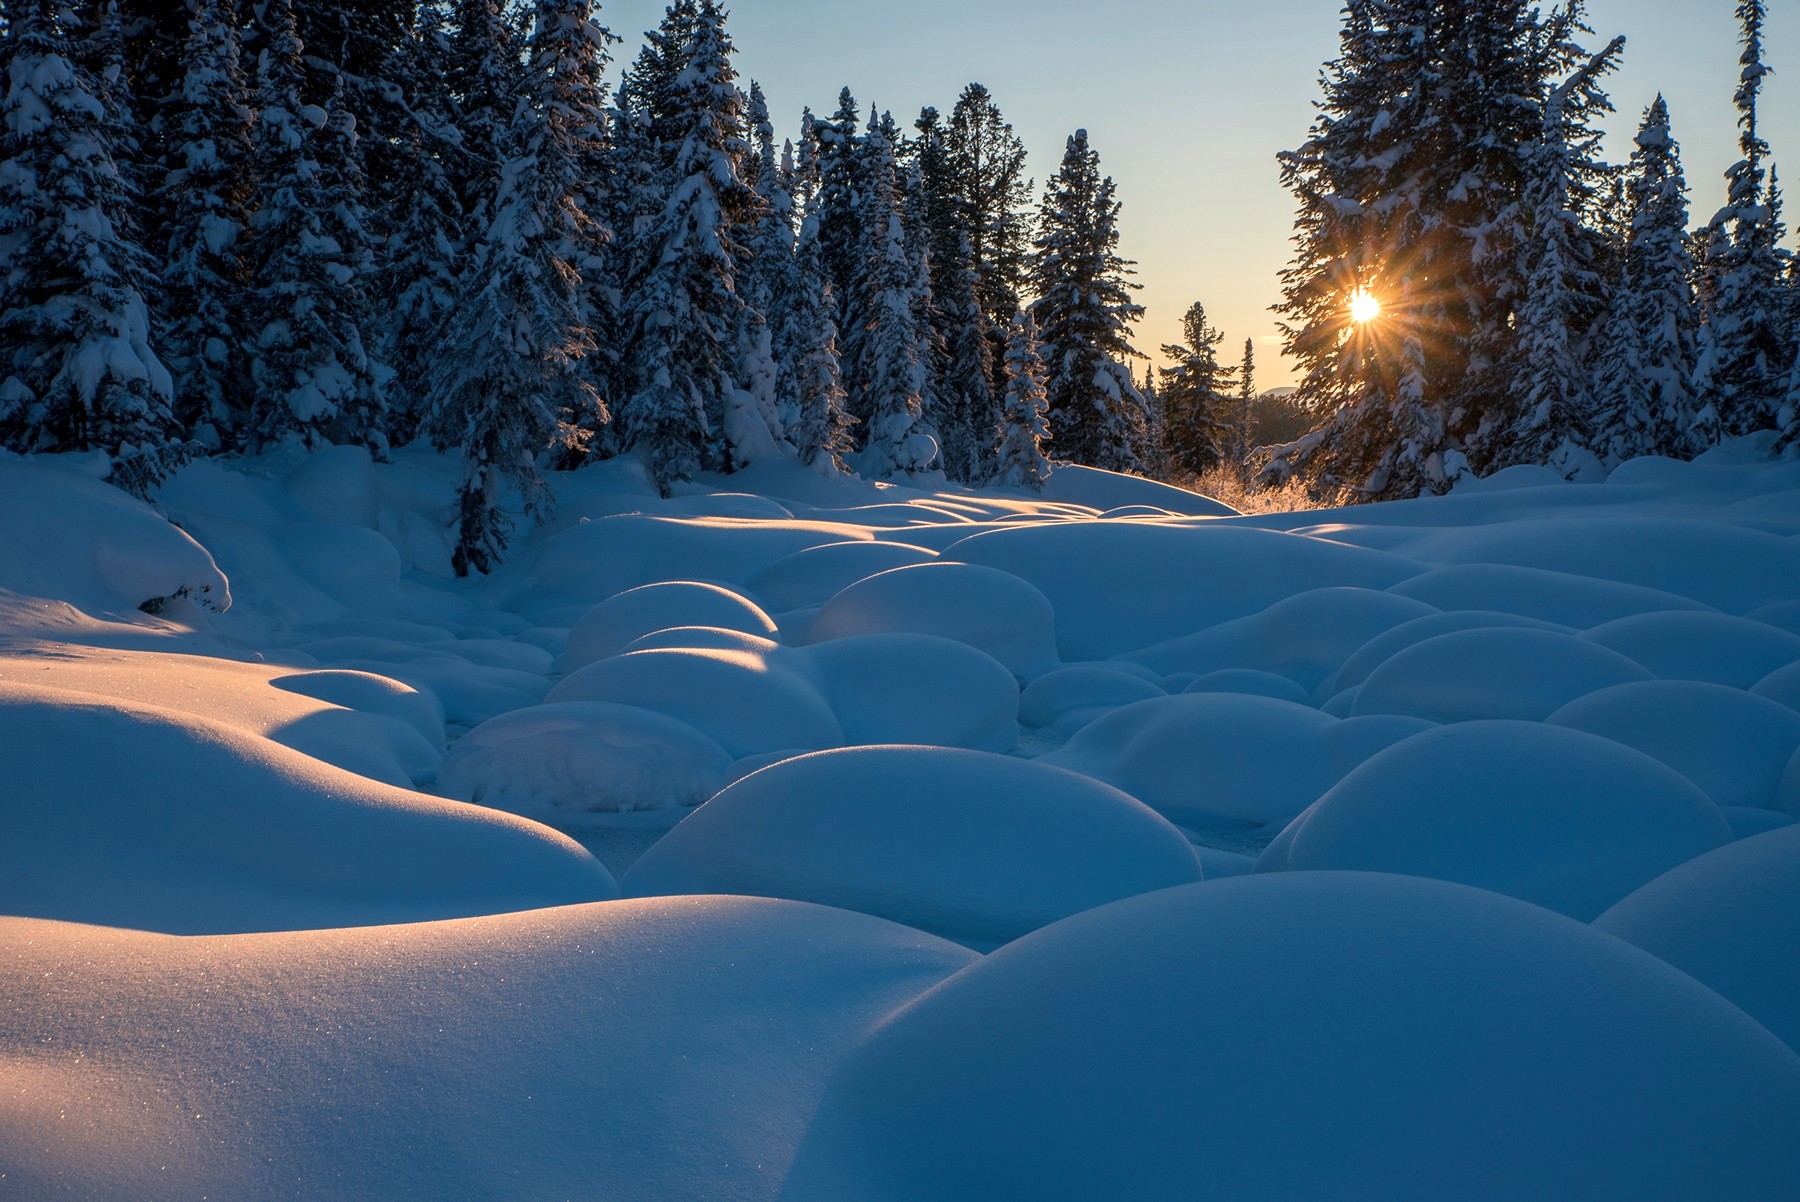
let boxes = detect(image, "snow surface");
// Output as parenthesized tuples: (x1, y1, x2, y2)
(5, 440, 1800, 1196)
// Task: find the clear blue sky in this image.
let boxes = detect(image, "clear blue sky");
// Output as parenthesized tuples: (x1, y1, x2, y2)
(597, 0, 1800, 389)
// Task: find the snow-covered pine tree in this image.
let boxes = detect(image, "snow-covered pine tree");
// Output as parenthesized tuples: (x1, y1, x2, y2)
(788, 243, 855, 476)
(845, 118, 936, 477)
(158, 0, 254, 449)
(246, 0, 387, 454)
(995, 310, 1052, 490)
(446, 0, 520, 240)
(1614, 96, 1704, 458)
(1488, 36, 1623, 479)
(1694, 0, 1788, 438)
(618, 0, 771, 488)
(945, 83, 1033, 389)
(530, 0, 617, 465)
(902, 158, 948, 465)
(1029, 129, 1147, 473)
(620, 0, 700, 156)
(1159, 302, 1235, 477)
(372, 4, 465, 441)
(418, 0, 605, 576)
(0, 0, 184, 495)
(1235, 337, 1256, 481)
(813, 88, 861, 318)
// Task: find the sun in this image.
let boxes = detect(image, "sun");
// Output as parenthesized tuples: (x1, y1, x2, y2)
(1350, 289, 1382, 324)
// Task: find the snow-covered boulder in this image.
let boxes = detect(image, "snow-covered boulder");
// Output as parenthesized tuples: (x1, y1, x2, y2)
(780, 873, 1800, 1201)
(1388, 563, 1710, 627)
(562, 581, 779, 674)
(0, 457, 231, 616)
(804, 562, 1060, 680)
(1597, 825, 1800, 1053)
(1325, 609, 1573, 696)
(745, 540, 939, 611)
(623, 746, 1203, 948)
(1181, 669, 1315, 706)
(439, 702, 735, 815)
(943, 522, 1422, 660)
(1018, 666, 1166, 737)
(0, 683, 616, 933)
(802, 633, 1019, 753)
(1549, 681, 1800, 810)
(1276, 722, 1731, 919)
(0, 899, 974, 1202)
(1040, 694, 1430, 828)
(1583, 611, 1800, 687)
(1350, 627, 1653, 723)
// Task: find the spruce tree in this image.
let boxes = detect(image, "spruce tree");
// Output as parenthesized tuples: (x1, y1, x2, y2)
(418, 0, 605, 576)
(246, 1, 386, 453)
(813, 87, 861, 311)
(1235, 337, 1257, 480)
(0, 0, 184, 496)
(1694, 0, 1788, 438)
(1029, 129, 1146, 473)
(995, 310, 1052, 490)
(945, 83, 1033, 367)
(1159, 302, 1235, 477)
(159, 0, 254, 448)
(618, 0, 769, 488)
(789, 250, 854, 476)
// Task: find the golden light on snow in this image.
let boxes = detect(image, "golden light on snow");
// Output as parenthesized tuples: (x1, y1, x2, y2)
(1350, 289, 1382, 324)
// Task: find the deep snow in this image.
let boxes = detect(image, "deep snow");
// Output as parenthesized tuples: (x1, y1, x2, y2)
(5, 440, 1800, 1197)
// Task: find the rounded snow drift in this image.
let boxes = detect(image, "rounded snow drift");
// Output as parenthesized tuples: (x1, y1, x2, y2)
(623, 746, 1203, 948)
(745, 540, 939, 612)
(1597, 825, 1800, 1053)
(1279, 721, 1731, 919)
(1583, 611, 1800, 687)
(1018, 666, 1165, 737)
(562, 582, 778, 674)
(1351, 627, 1653, 723)
(802, 634, 1019, 753)
(779, 873, 1800, 1202)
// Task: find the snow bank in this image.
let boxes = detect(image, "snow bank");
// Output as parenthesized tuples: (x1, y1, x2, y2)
(1181, 668, 1315, 706)
(562, 581, 779, 673)
(1041, 695, 1430, 827)
(0, 457, 230, 616)
(0, 899, 973, 1202)
(1351, 627, 1653, 723)
(803, 634, 1019, 753)
(1597, 825, 1800, 1052)
(1388, 563, 1711, 627)
(804, 562, 1060, 679)
(0, 683, 615, 933)
(1583, 611, 1800, 687)
(439, 702, 735, 816)
(1037, 463, 1239, 516)
(944, 523, 1422, 660)
(744, 540, 938, 611)
(1549, 681, 1800, 810)
(1326, 610, 1573, 695)
(1277, 722, 1731, 918)
(1018, 666, 1166, 736)
(623, 746, 1202, 948)
(780, 873, 1800, 1201)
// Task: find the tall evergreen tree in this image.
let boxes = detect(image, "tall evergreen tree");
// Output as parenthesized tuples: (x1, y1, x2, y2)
(1235, 337, 1257, 479)
(246, 1, 386, 452)
(0, 0, 183, 495)
(1029, 128, 1146, 472)
(445, 0, 519, 239)
(812, 87, 861, 311)
(995, 309, 1052, 489)
(618, 0, 770, 488)
(1159, 302, 1235, 477)
(418, 0, 605, 575)
(945, 83, 1033, 365)
(159, 0, 254, 447)
(1694, 0, 1787, 438)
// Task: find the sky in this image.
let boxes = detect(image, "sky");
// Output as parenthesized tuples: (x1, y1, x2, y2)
(596, 0, 1800, 390)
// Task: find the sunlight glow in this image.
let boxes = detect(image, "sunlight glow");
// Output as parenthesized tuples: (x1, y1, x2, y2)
(1350, 290, 1382, 324)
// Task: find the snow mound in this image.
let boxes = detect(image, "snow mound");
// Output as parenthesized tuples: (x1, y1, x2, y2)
(548, 645, 844, 759)
(335, 654, 549, 729)
(0, 899, 973, 1202)
(1752, 660, 1800, 712)
(1419, 517, 1800, 613)
(803, 634, 1019, 753)
(439, 702, 735, 816)
(1388, 563, 1711, 627)
(1277, 722, 1730, 918)
(1597, 825, 1800, 1053)
(1037, 463, 1239, 516)
(944, 523, 1422, 660)
(0, 683, 615, 934)
(1182, 669, 1314, 706)
(1549, 681, 1800, 810)
(1352, 627, 1653, 723)
(1123, 587, 1437, 690)
(0, 457, 231, 616)
(780, 873, 1800, 1202)
(562, 581, 779, 673)
(281, 444, 383, 527)
(745, 540, 938, 611)
(623, 746, 1202, 948)
(270, 668, 447, 750)
(804, 562, 1060, 680)
(1325, 610, 1573, 696)
(1041, 695, 1430, 827)
(1583, 612, 1800, 687)
(1018, 666, 1166, 736)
